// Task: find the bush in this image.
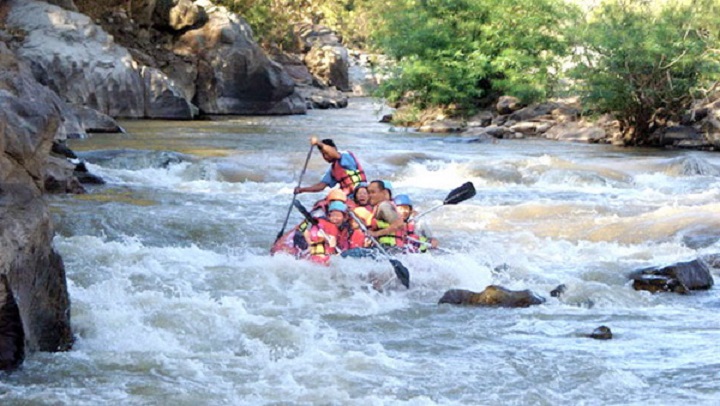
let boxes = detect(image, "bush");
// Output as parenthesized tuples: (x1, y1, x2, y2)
(570, 0, 720, 144)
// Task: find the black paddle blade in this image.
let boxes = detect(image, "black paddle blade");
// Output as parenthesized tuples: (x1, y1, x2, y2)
(389, 259, 410, 289)
(444, 182, 476, 205)
(293, 200, 318, 225)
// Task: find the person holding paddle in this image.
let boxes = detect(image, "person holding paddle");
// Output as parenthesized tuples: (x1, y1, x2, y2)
(366, 180, 405, 249)
(394, 194, 439, 252)
(294, 137, 367, 199)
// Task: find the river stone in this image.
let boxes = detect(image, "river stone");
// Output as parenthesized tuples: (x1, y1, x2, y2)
(630, 259, 714, 294)
(71, 106, 123, 134)
(588, 325, 613, 340)
(438, 285, 546, 308)
(174, 0, 305, 115)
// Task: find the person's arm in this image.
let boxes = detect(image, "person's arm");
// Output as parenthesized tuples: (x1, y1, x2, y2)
(369, 202, 403, 238)
(295, 181, 328, 195)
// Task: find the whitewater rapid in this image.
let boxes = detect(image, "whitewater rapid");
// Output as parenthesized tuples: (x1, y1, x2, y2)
(2, 99, 720, 405)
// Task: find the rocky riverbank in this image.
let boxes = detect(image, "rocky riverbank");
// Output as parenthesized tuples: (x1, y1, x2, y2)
(0, 0, 365, 370)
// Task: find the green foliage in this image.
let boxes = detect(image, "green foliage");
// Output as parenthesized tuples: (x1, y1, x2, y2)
(570, 0, 720, 143)
(371, 0, 579, 112)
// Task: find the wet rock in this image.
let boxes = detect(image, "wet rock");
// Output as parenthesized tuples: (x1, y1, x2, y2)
(588, 325, 613, 340)
(74, 161, 105, 185)
(0, 274, 25, 371)
(550, 284, 566, 298)
(630, 259, 714, 294)
(438, 285, 546, 308)
(51, 141, 77, 159)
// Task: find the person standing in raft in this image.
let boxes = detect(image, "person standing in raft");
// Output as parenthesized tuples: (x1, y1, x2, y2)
(294, 137, 367, 200)
(394, 194, 439, 253)
(304, 201, 347, 265)
(367, 180, 405, 250)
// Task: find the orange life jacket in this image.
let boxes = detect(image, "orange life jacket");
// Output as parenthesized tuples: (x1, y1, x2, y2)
(330, 151, 366, 196)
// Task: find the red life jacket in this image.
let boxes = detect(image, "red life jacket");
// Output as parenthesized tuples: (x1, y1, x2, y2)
(330, 151, 367, 196)
(308, 218, 339, 255)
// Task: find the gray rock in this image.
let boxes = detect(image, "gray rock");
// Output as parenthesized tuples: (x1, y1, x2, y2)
(438, 285, 546, 308)
(588, 326, 612, 340)
(630, 259, 715, 294)
(174, 0, 305, 115)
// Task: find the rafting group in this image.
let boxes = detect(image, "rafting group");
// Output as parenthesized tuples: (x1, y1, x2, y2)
(270, 137, 476, 280)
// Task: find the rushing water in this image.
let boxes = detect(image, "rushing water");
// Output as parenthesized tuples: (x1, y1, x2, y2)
(2, 98, 720, 405)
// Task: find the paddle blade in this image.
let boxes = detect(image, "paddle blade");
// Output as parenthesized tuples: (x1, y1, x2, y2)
(389, 259, 410, 289)
(443, 182, 476, 205)
(293, 200, 318, 225)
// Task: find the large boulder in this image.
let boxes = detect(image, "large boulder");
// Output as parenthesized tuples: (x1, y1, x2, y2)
(7, 0, 194, 119)
(173, 0, 305, 115)
(1, 47, 74, 370)
(630, 259, 715, 294)
(304, 45, 350, 92)
(438, 285, 546, 308)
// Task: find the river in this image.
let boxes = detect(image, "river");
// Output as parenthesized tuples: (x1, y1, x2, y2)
(2, 98, 720, 405)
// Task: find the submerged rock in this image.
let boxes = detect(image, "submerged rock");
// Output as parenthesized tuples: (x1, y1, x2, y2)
(630, 259, 714, 294)
(438, 285, 546, 308)
(588, 326, 613, 340)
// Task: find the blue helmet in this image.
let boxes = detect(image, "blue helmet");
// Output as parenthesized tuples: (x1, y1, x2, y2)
(382, 180, 393, 193)
(327, 201, 347, 213)
(394, 194, 412, 207)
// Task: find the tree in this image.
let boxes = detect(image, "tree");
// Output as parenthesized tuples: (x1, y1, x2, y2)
(371, 0, 579, 112)
(570, 0, 720, 144)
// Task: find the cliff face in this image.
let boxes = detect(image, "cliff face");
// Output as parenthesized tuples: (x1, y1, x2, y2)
(0, 44, 73, 371)
(5, 0, 306, 118)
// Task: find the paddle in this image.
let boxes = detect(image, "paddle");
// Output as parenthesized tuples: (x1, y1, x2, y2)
(409, 181, 476, 222)
(348, 211, 410, 289)
(274, 144, 314, 244)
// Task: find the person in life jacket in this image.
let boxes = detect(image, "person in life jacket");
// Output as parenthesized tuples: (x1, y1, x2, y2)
(294, 137, 367, 199)
(303, 200, 347, 265)
(366, 180, 405, 249)
(352, 182, 372, 211)
(294, 189, 347, 250)
(394, 194, 439, 253)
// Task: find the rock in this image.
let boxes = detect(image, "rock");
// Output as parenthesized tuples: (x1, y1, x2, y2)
(1, 45, 74, 370)
(44, 156, 85, 194)
(296, 85, 348, 109)
(43, 0, 77, 11)
(304, 45, 350, 92)
(71, 106, 123, 133)
(550, 284, 567, 298)
(0, 274, 25, 371)
(630, 259, 715, 294)
(588, 326, 613, 340)
(507, 102, 558, 122)
(174, 0, 305, 115)
(462, 125, 513, 139)
(649, 125, 703, 147)
(153, 0, 208, 32)
(7, 0, 200, 119)
(51, 141, 77, 159)
(380, 114, 393, 123)
(74, 161, 105, 185)
(544, 122, 607, 143)
(140, 66, 196, 119)
(418, 120, 465, 133)
(509, 121, 554, 136)
(467, 110, 494, 127)
(438, 285, 546, 308)
(496, 96, 523, 115)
